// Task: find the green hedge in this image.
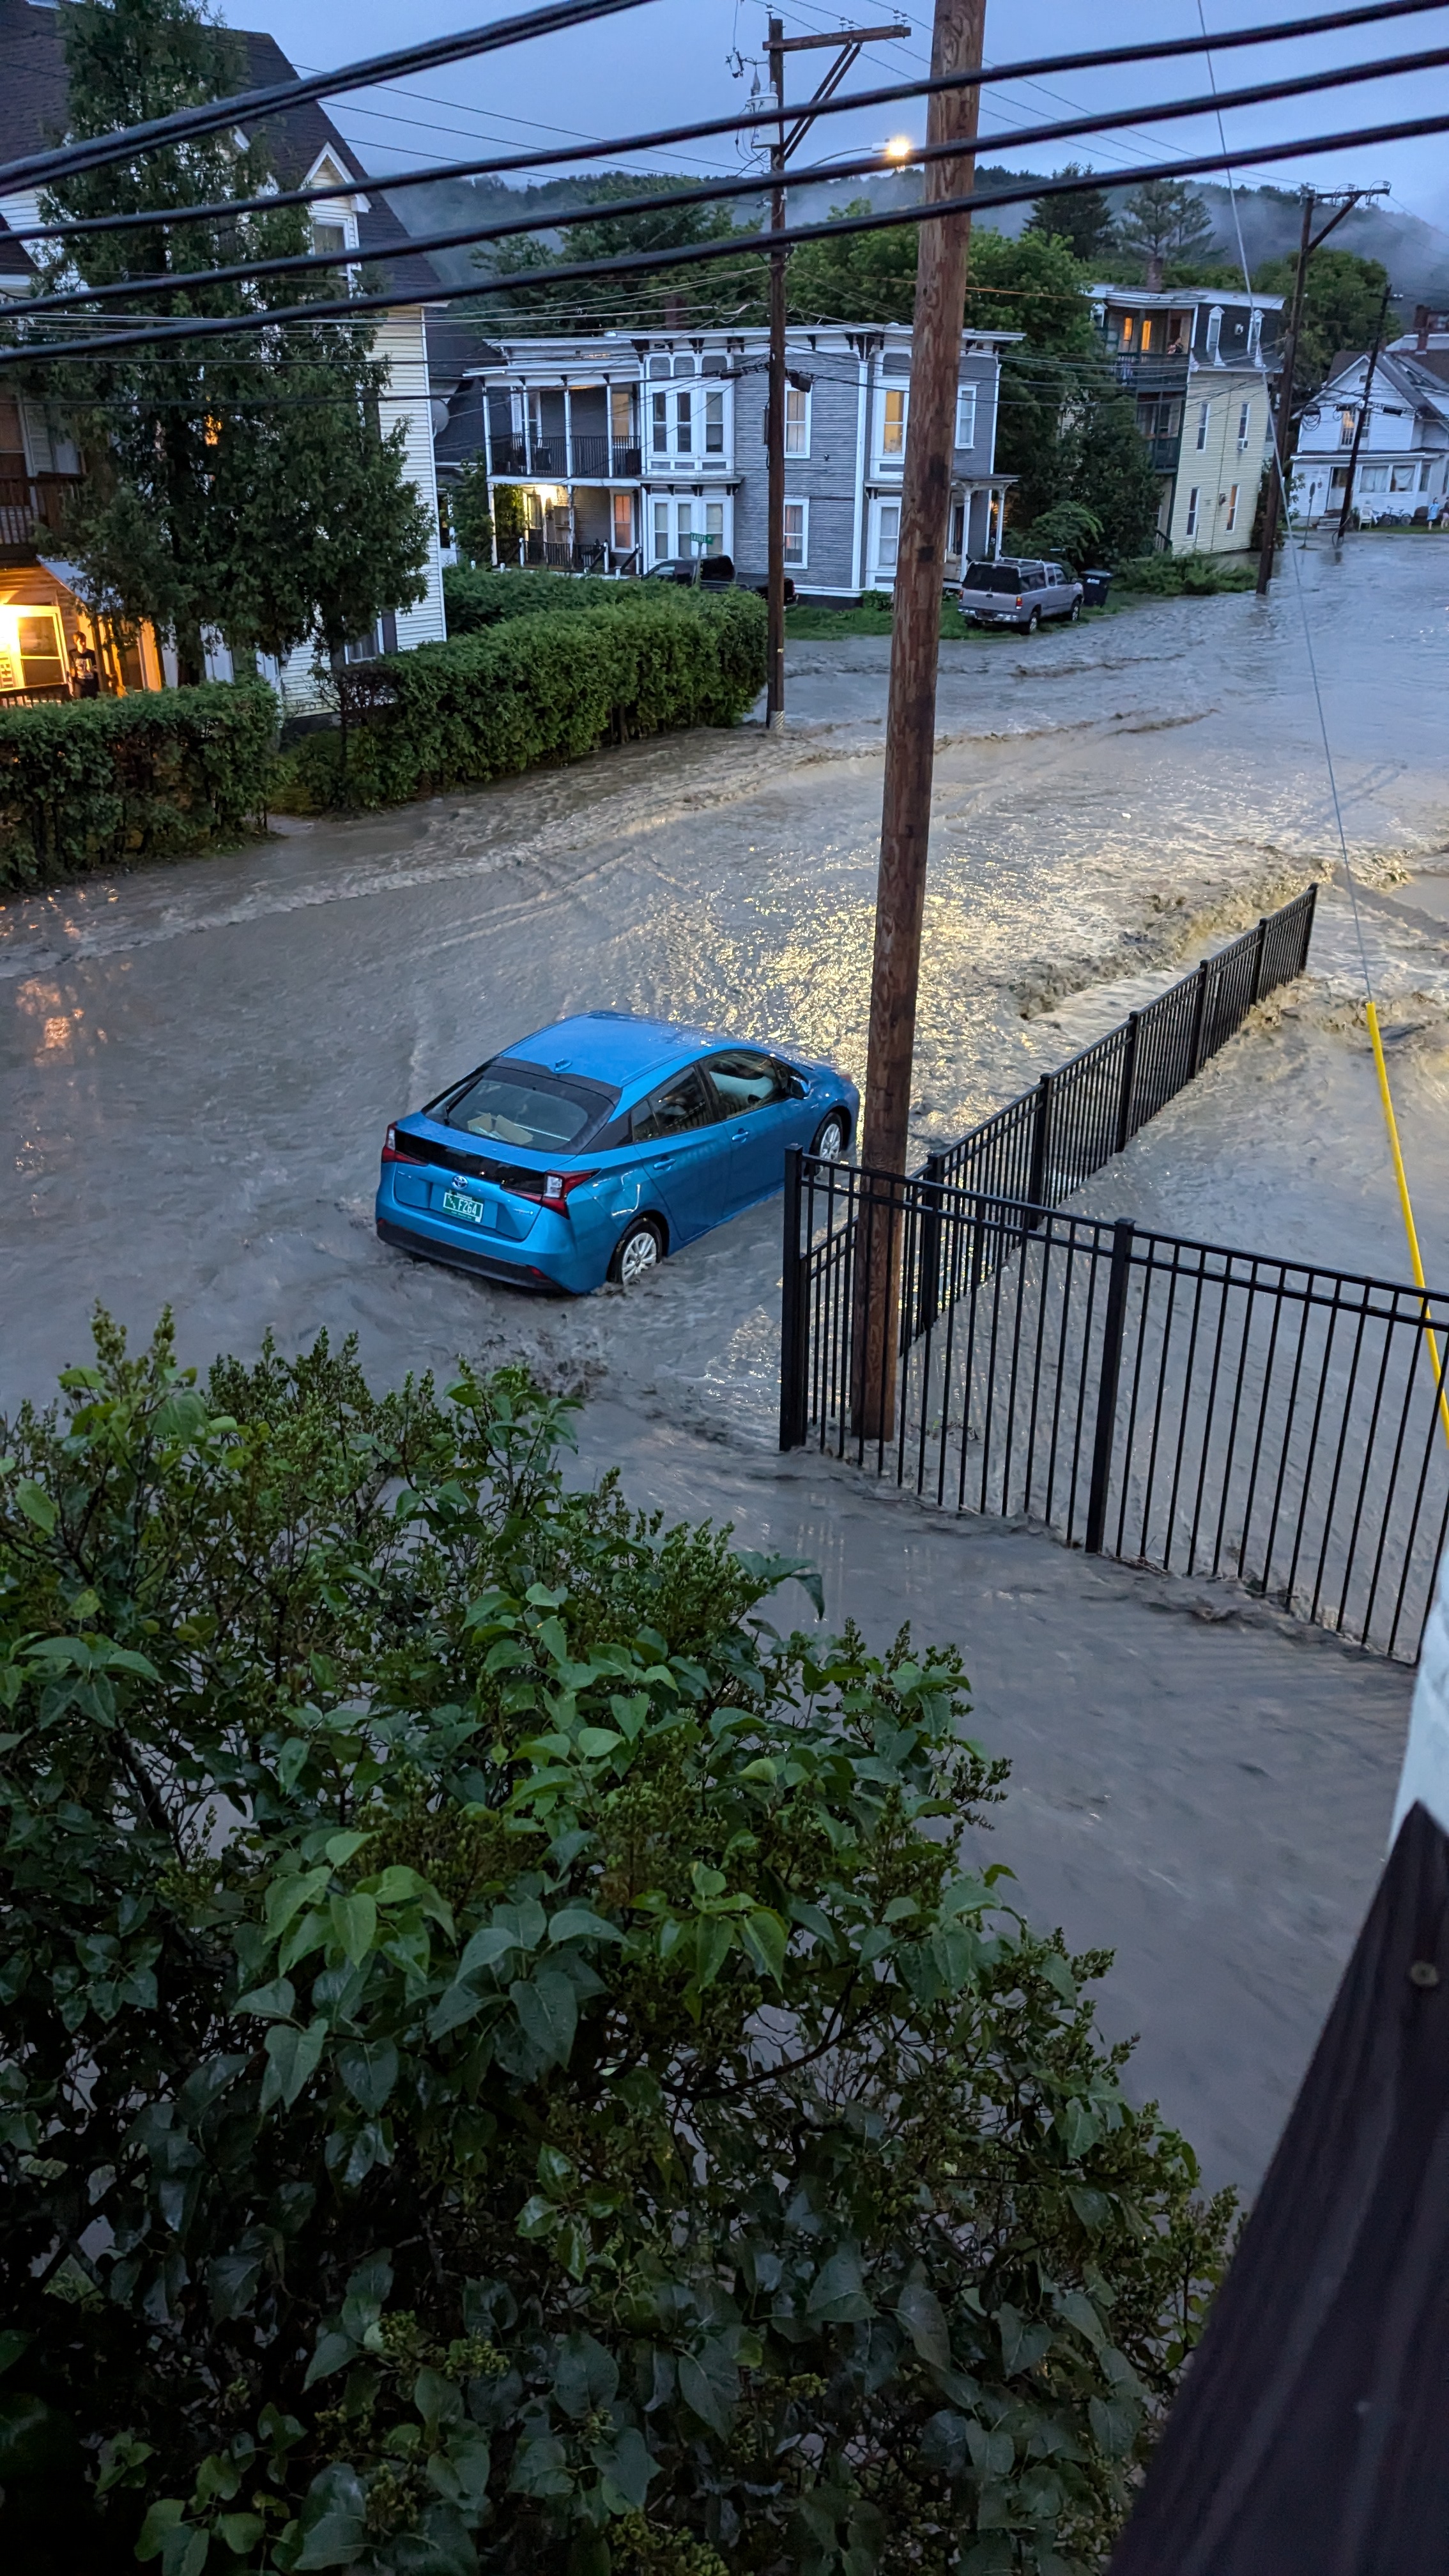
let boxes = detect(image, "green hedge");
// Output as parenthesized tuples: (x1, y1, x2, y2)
(442, 562, 623, 632)
(283, 586, 767, 811)
(0, 680, 277, 891)
(1116, 552, 1257, 596)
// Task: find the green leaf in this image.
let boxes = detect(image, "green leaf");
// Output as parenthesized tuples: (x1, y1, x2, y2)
(295, 2463, 368, 2568)
(741, 1910, 787, 1985)
(136, 2500, 185, 2563)
(594, 2424, 657, 2509)
(217, 2515, 265, 2556)
(328, 1892, 377, 1966)
(897, 2274, 951, 2368)
(0, 2329, 31, 2377)
(264, 1869, 328, 1943)
(733, 1547, 824, 1615)
(547, 1906, 624, 1947)
(234, 1977, 296, 2022)
(575, 1726, 622, 1759)
(456, 1925, 519, 1979)
(694, 1915, 735, 1988)
(807, 2248, 875, 2322)
(303, 2333, 357, 2389)
(13, 1479, 57, 1535)
(1088, 2393, 1138, 2460)
(261, 2018, 326, 2112)
(509, 1971, 577, 2068)
(324, 1830, 371, 1868)
(678, 2349, 734, 2437)
(337, 2037, 399, 2114)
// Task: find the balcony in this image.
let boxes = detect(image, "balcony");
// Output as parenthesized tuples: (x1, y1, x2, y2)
(1110, 353, 1190, 391)
(0, 471, 84, 550)
(489, 436, 643, 480)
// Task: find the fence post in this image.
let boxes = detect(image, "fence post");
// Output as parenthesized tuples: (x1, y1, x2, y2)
(1026, 1072, 1053, 1223)
(778, 1147, 807, 1451)
(1299, 880, 1319, 973)
(1084, 1218, 1135, 1555)
(917, 1149, 944, 1340)
(1188, 958, 1211, 1078)
(1250, 914, 1269, 1006)
(1115, 1010, 1141, 1154)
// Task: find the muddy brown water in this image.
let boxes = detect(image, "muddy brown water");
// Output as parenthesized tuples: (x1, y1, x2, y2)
(3, 535, 1447, 2191)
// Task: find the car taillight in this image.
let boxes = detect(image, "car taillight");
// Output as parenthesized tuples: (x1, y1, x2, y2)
(508, 1169, 595, 1213)
(1015, 595, 1023, 607)
(382, 1124, 424, 1164)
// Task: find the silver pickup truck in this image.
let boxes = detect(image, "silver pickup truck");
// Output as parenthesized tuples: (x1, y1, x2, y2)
(954, 556, 1083, 631)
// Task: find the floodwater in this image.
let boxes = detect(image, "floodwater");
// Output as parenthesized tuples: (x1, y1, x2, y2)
(3, 535, 1445, 2193)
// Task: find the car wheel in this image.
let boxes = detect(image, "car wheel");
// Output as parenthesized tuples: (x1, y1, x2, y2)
(810, 1109, 850, 1163)
(1068, 598, 1082, 623)
(1025, 607, 1041, 633)
(608, 1215, 664, 1287)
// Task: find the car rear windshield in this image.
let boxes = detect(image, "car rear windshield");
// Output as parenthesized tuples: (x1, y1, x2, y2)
(964, 561, 1023, 592)
(443, 1059, 616, 1152)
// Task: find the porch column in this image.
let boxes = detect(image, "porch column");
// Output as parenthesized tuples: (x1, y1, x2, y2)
(564, 385, 574, 479)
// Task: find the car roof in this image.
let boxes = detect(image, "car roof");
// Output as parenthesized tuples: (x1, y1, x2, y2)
(494, 1011, 734, 1088)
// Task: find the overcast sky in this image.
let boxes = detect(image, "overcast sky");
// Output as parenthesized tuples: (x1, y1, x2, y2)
(223, 0, 1449, 233)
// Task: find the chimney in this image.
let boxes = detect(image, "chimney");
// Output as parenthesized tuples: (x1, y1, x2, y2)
(1416, 304, 1430, 351)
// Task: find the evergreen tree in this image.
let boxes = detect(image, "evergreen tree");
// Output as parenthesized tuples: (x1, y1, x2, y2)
(25, 0, 429, 681)
(1024, 164, 1116, 266)
(474, 176, 765, 332)
(1113, 180, 1216, 288)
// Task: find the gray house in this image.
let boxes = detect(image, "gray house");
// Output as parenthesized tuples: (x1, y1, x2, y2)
(431, 321, 1017, 597)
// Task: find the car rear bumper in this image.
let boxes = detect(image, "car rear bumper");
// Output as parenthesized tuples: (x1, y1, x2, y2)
(376, 1213, 575, 1294)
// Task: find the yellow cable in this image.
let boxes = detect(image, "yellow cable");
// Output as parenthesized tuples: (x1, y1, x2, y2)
(1366, 996, 1449, 1450)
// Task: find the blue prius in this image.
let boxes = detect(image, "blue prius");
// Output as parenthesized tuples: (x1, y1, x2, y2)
(376, 1011, 858, 1294)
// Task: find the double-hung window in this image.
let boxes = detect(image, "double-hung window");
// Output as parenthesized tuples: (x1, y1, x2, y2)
(783, 500, 808, 567)
(881, 386, 907, 457)
(1195, 401, 1210, 452)
(784, 385, 809, 456)
(1185, 486, 1200, 536)
(954, 384, 976, 449)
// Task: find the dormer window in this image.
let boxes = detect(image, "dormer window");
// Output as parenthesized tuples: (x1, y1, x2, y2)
(312, 221, 348, 261)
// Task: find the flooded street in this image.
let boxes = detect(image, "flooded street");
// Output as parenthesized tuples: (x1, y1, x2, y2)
(3, 534, 1446, 2190)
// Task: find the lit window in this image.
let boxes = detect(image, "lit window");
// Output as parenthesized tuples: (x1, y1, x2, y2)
(612, 491, 633, 551)
(1225, 482, 1239, 530)
(1185, 486, 1200, 535)
(1120, 314, 1136, 348)
(954, 385, 976, 448)
(1338, 408, 1356, 448)
(785, 385, 809, 456)
(783, 500, 806, 565)
(882, 387, 906, 455)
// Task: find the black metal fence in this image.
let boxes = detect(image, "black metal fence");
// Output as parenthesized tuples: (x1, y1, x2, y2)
(780, 1167, 1449, 1661)
(919, 885, 1317, 1209)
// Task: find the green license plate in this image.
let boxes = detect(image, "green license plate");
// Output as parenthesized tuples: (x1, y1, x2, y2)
(441, 1188, 486, 1225)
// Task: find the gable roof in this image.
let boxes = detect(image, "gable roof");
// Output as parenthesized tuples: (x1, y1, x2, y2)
(0, 0, 439, 299)
(1311, 345, 1449, 423)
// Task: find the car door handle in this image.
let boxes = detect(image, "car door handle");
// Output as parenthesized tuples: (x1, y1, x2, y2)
(652, 1157, 673, 1170)
(731, 1126, 749, 1139)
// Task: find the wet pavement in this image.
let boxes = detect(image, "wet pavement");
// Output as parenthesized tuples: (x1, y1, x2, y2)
(4, 535, 1448, 2192)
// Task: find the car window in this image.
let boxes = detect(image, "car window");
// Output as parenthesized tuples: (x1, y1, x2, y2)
(705, 1049, 788, 1116)
(632, 1065, 721, 1143)
(445, 1062, 613, 1150)
(965, 560, 1021, 593)
(1019, 562, 1046, 588)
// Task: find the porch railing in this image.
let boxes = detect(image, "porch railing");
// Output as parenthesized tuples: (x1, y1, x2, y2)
(0, 471, 83, 548)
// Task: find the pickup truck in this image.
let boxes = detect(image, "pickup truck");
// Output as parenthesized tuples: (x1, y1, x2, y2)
(954, 556, 1083, 632)
(643, 555, 797, 606)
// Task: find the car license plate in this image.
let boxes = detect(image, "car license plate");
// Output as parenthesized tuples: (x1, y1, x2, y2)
(441, 1188, 485, 1225)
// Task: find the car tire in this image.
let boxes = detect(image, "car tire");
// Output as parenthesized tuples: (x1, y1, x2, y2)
(608, 1215, 664, 1286)
(1025, 607, 1041, 633)
(810, 1109, 850, 1163)
(1068, 599, 1082, 623)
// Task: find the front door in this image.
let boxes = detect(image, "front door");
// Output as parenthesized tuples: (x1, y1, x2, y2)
(704, 1050, 797, 1212)
(631, 1064, 726, 1243)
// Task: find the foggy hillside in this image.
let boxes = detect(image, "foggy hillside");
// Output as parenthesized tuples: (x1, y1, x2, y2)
(383, 165, 1449, 308)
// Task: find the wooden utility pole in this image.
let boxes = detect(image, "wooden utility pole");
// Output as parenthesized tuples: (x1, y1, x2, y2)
(1335, 279, 1393, 547)
(855, 0, 983, 1437)
(766, 17, 788, 733)
(764, 22, 907, 733)
(1257, 184, 1386, 593)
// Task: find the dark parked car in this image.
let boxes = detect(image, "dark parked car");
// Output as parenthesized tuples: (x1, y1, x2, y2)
(643, 554, 796, 605)
(954, 557, 1083, 631)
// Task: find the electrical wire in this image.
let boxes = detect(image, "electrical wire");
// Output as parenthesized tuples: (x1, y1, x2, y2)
(0, 0, 661, 194)
(1194, 0, 1449, 1437)
(16, 34, 1449, 326)
(8, 0, 1446, 222)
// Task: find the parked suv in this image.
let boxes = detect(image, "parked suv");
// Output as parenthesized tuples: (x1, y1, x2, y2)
(954, 557, 1083, 631)
(643, 553, 796, 606)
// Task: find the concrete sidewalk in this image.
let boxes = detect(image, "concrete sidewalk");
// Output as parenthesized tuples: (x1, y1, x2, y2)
(572, 1397, 1412, 2201)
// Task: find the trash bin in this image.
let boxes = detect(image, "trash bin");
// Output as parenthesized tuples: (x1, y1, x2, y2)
(1081, 567, 1112, 608)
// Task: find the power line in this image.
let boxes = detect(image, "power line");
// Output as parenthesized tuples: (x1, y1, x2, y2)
(6, 95, 1443, 368)
(0, 0, 661, 194)
(9, 0, 1445, 230)
(15, 31, 1447, 324)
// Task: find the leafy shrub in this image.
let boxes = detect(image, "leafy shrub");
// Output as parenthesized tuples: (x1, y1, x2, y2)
(1018, 505, 1104, 572)
(443, 565, 622, 634)
(281, 588, 767, 811)
(0, 680, 277, 890)
(1114, 554, 1256, 597)
(0, 1318, 1231, 2576)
